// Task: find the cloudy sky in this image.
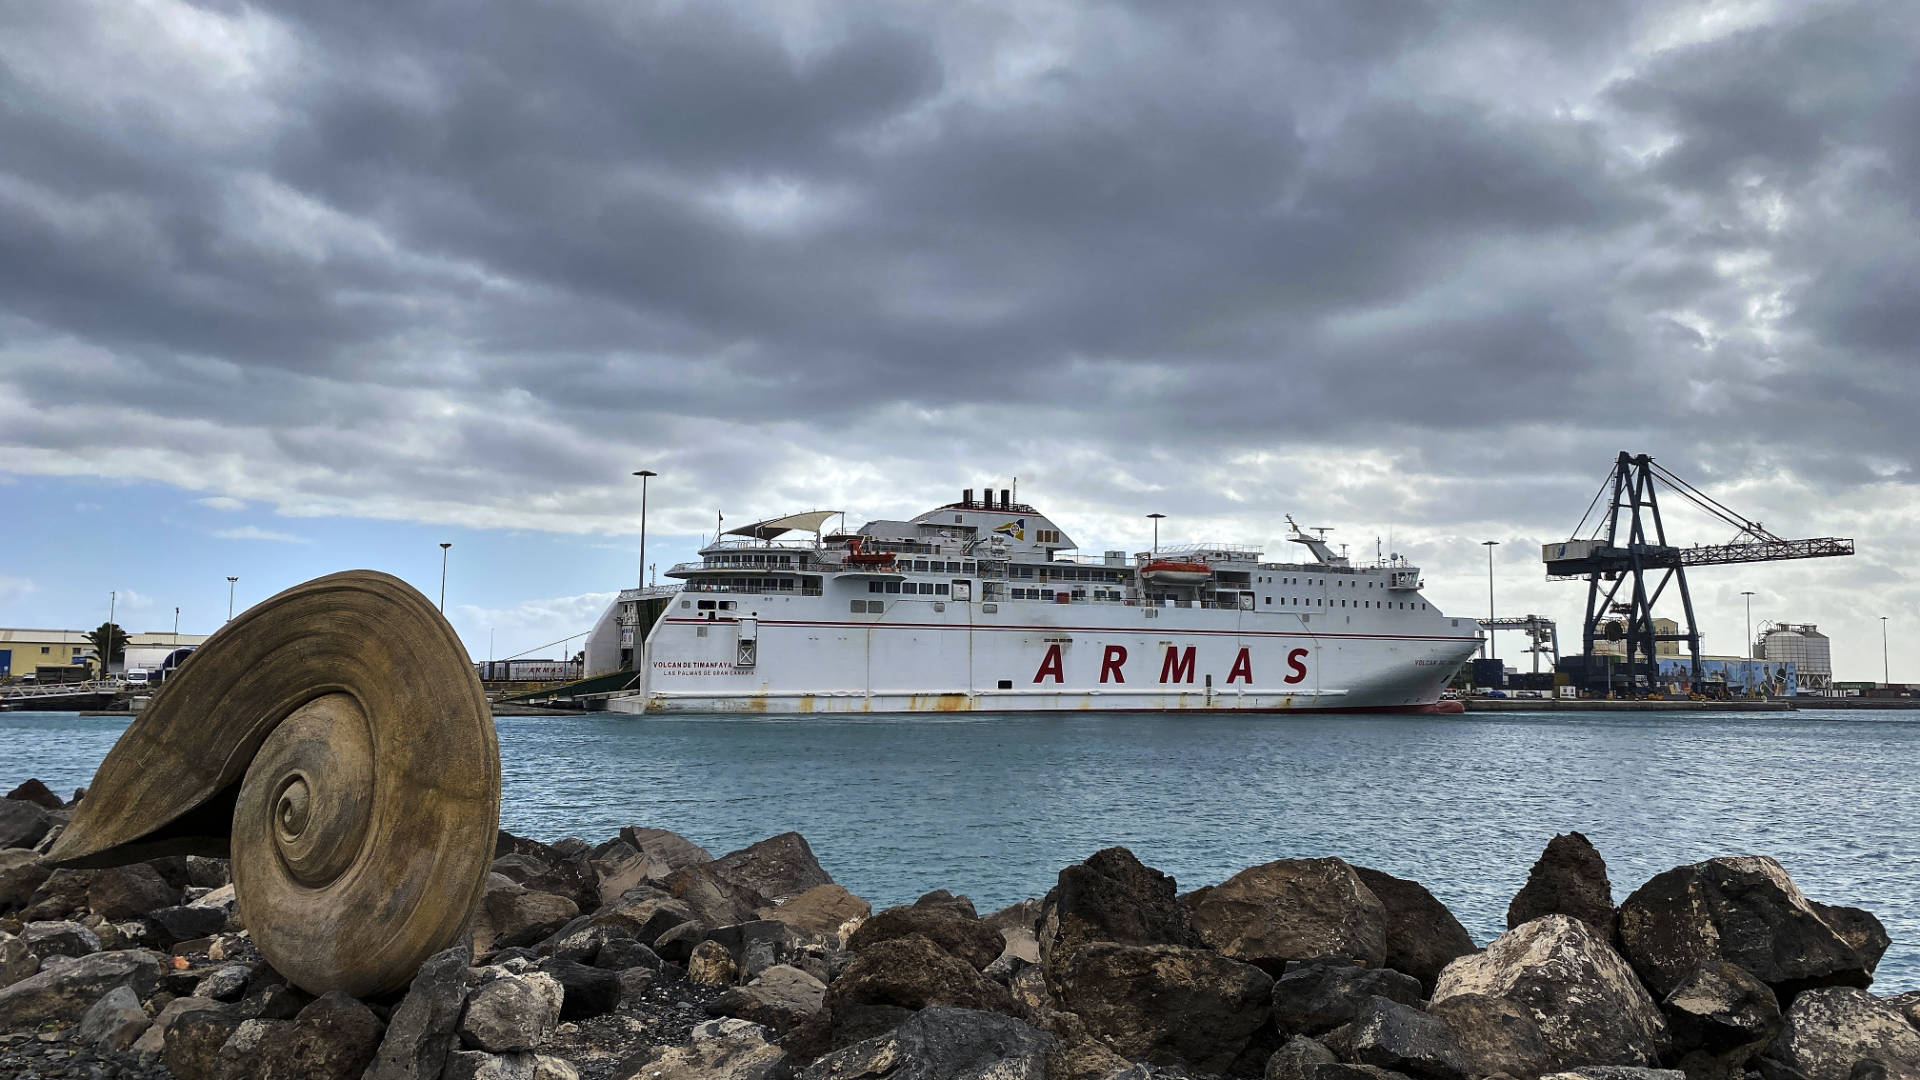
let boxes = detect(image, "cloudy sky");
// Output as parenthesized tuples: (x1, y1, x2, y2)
(2, 0, 1913, 681)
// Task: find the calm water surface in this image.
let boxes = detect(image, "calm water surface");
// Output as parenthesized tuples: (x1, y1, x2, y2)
(5, 708, 1915, 989)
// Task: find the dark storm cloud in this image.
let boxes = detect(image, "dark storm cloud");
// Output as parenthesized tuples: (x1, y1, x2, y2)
(1, 0, 1917, 573)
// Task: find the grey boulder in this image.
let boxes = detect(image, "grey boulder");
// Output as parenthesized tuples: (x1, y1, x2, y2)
(0, 948, 165, 1030)
(799, 1006, 1052, 1080)
(1350, 996, 1468, 1080)
(1760, 986, 1920, 1080)
(1432, 915, 1668, 1070)
(72, 983, 150, 1050)
(460, 970, 564, 1052)
(1272, 957, 1425, 1036)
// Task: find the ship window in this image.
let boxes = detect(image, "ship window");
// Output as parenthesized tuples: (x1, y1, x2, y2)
(1265, 597, 1271, 605)
(936, 584, 949, 595)
(721, 601, 736, 610)
(680, 600, 691, 609)
(850, 600, 865, 613)
(885, 581, 901, 593)
(997, 679, 1013, 690)
(868, 582, 881, 593)
(697, 600, 716, 610)
(955, 516, 964, 524)
(696, 626, 708, 637)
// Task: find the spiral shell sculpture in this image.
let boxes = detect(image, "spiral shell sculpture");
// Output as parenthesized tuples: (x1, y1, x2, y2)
(48, 570, 500, 998)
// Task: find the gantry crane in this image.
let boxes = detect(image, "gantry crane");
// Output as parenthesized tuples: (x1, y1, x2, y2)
(1542, 452, 1854, 695)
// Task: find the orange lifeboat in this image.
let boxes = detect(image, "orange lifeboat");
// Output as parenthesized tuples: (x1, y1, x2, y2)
(842, 538, 897, 567)
(1140, 560, 1211, 586)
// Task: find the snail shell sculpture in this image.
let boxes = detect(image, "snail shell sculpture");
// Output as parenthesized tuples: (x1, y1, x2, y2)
(48, 570, 500, 998)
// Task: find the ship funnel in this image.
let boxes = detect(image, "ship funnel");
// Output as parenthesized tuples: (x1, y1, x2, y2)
(963, 488, 974, 507)
(1000, 488, 1011, 508)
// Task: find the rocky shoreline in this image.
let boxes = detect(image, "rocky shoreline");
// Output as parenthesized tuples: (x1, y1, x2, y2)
(5, 779, 1919, 1080)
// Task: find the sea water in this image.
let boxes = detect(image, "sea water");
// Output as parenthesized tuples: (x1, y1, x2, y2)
(5, 708, 1915, 989)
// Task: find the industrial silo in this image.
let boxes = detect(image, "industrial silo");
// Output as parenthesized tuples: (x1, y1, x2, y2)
(1760, 624, 1832, 690)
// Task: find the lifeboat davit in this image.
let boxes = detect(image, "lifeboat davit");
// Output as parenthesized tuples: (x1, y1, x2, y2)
(1140, 560, 1211, 586)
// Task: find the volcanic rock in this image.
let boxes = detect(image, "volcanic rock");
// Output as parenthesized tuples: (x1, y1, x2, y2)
(1, 932, 34, 987)
(799, 1006, 1051, 1080)
(364, 945, 470, 1080)
(163, 1009, 247, 1080)
(148, 903, 230, 946)
(1507, 832, 1616, 937)
(0, 947, 165, 1030)
(1352, 867, 1478, 993)
(621, 826, 715, 871)
(1272, 958, 1425, 1036)
(848, 905, 1005, 971)
(475, 880, 580, 956)
(1761, 986, 1920, 1080)
(1184, 857, 1389, 974)
(536, 958, 623, 1021)
(1431, 914, 1668, 1069)
(827, 934, 1013, 1015)
(910, 889, 979, 919)
(1050, 941, 1273, 1075)
(0, 800, 50, 850)
(1268, 1036, 1339, 1080)
(1036, 846, 1203, 988)
(132, 995, 223, 1055)
(655, 921, 705, 964)
(690, 939, 740, 987)
(761, 884, 872, 941)
(0, 850, 51, 910)
(1661, 960, 1783, 1080)
(4, 779, 64, 810)
(245, 991, 385, 1080)
(665, 864, 771, 930)
(20, 867, 94, 919)
(616, 1024, 787, 1080)
(461, 970, 564, 1052)
(707, 964, 827, 1033)
(1350, 996, 1468, 1080)
(19, 919, 102, 963)
(1617, 856, 1887, 1001)
(1426, 992, 1557, 1080)
(72, 983, 150, 1050)
(87, 863, 181, 921)
(710, 832, 833, 901)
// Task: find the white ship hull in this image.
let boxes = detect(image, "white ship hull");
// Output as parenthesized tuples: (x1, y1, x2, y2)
(596, 492, 1481, 715)
(611, 598, 1478, 715)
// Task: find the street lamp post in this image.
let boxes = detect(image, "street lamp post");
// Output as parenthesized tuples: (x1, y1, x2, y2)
(634, 470, 657, 590)
(226, 577, 238, 621)
(173, 607, 180, 647)
(1883, 616, 1890, 686)
(107, 590, 116, 677)
(1481, 540, 1499, 659)
(439, 543, 453, 613)
(1147, 513, 1165, 556)
(1741, 591, 1755, 657)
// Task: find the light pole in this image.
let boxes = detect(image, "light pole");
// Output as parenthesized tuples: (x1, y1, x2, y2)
(634, 470, 657, 590)
(1482, 540, 1499, 658)
(226, 577, 238, 621)
(1147, 513, 1165, 556)
(439, 543, 453, 613)
(107, 590, 116, 677)
(1741, 592, 1754, 657)
(173, 607, 180, 647)
(1883, 616, 1890, 686)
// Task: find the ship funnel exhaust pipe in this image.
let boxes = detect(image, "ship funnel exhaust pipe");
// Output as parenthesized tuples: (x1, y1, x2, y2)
(963, 488, 973, 507)
(1000, 489, 1011, 508)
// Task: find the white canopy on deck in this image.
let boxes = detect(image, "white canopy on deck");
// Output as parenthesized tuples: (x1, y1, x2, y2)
(722, 510, 840, 541)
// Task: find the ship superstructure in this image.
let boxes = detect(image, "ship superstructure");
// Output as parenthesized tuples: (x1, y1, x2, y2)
(605, 488, 1480, 714)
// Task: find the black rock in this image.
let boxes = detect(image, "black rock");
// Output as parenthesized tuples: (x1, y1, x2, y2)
(1349, 996, 1467, 1080)
(148, 905, 230, 947)
(4, 780, 64, 811)
(1617, 857, 1887, 1001)
(162, 1009, 247, 1080)
(1507, 832, 1616, 936)
(1037, 847, 1204, 991)
(655, 920, 704, 964)
(1662, 960, 1783, 1080)
(0, 801, 51, 851)
(537, 957, 623, 1020)
(849, 907, 1005, 971)
(798, 1006, 1051, 1080)
(86, 863, 181, 921)
(595, 938, 664, 972)
(709, 832, 834, 900)
(1272, 958, 1425, 1036)
(363, 945, 469, 1080)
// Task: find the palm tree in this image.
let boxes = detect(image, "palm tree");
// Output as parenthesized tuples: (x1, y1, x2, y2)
(84, 622, 127, 676)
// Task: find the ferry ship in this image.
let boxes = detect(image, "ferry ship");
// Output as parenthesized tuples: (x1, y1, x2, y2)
(596, 488, 1481, 714)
